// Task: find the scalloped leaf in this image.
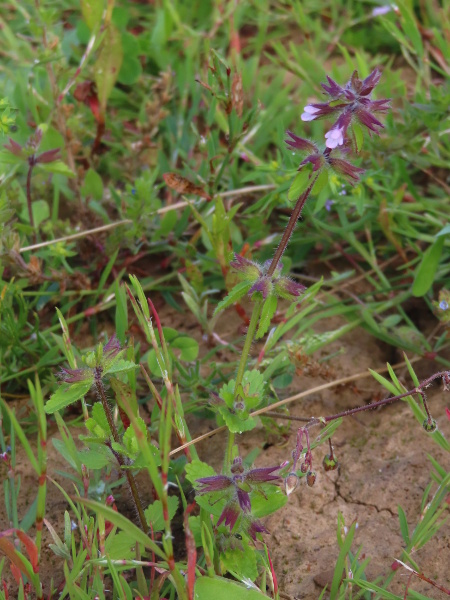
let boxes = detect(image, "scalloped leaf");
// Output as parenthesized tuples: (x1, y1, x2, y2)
(256, 295, 277, 339)
(214, 281, 252, 315)
(45, 381, 92, 414)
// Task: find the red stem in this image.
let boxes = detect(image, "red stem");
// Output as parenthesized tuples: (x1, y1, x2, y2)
(266, 177, 317, 277)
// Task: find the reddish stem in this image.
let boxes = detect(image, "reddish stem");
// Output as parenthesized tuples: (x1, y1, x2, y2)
(266, 177, 317, 277)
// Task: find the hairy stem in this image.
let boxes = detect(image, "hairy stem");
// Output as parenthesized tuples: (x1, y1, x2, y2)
(266, 370, 449, 426)
(94, 371, 148, 533)
(266, 177, 317, 277)
(26, 162, 35, 239)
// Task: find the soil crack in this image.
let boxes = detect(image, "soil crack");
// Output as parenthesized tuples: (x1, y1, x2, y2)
(334, 478, 395, 516)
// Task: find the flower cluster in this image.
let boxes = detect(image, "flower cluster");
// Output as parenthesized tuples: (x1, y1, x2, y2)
(301, 68, 390, 149)
(230, 253, 305, 300)
(196, 457, 282, 539)
(4, 127, 61, 166)
(59, 335, 124, 384)
(286, 130, 364, 184)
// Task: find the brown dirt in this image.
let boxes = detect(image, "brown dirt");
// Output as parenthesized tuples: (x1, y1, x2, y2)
(1, 305, 449, 599)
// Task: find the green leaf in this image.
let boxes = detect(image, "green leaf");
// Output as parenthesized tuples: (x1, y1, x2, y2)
(45, 381, 92, 414)
(0, 400, 39, 473)
(240, 369, 265, 402)
(81, 0, 104, 30)
(103, 359, 137, 376)
(330, 520, 356, 600)
(398, 505, 410, 545)
(38, 161, 75, 178)
(21, 200, 49, 227)
(312, 169, 329, 195)
(256, 295, 277, 339)
(352, 122, 364, 153)
(77, 445, 113, 469)
(221, 543, 258, 581)
(81, 168, 103, 201)
(104, 531, 136, 560)
(118, 57, 142, 86)
(412, 236, 444, 297)
(171, 335, 199, 361)
(214, 281, 252, 315)
(144, 496, 179, 532)
(436, 224, 450, 237)
(194, 576, 266, 599)
(288, 169, 311, 202)
(369, 369, 399, 396)
(396, 0, 423, 57)
(251, 486, 287, 518)
(95, 25, 123, 111)
(218, 407, 257, 434)
(185, 460, 217, 486)
(78, 498, 166, 559)
(92, 402, 110, 432)
(122, 417, 147, 456)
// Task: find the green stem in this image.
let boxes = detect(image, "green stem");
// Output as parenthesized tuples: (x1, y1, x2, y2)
(233, 299, 263, 394)
(225, 299, 263, 467)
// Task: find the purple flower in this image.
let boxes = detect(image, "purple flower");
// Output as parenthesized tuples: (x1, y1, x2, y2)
(301, 104, 320, 121)
(328, 157, 365, 182)
(36, 148, 61, 164)
(217, 502, 240, 529)
(248, 520, 269, 541)
(244, 465, 281, 483)
(4, 138, 24, 158)
(196, 475, 232, 493)
(372, 5, 394, 17)
(58, 335, 124, 385)
(59, 366, 93, 384)
(4, 128, 61, 166)
(248, 276, 271, 299)
(274, 277, 306, 300)
(325, 199, 335, 211)
(231, 254, 306, 301)
(103, 334, 122, 361)
(196, 457, 282, 534)
(285, 130, 318, 153)
(229, 254, 261, 280)
(325, 127, 345, 149)
(321, 75, 345, 99)
(301, 102, 344, 122)
(301, 69, 390, 146)
(287, 129, 365, 185)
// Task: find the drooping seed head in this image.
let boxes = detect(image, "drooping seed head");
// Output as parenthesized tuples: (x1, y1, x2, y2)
(422, 418, 437, 433)
(323, 454, 339, 471)
(306, 470, 317, 487)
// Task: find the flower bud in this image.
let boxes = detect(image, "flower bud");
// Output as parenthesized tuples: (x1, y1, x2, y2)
(285, 472, 300, 496)
(422, 418, 437, 433)
(306, 470, 316, 487)
(300, 462, 308, 473)
(323, 454, 338, 471)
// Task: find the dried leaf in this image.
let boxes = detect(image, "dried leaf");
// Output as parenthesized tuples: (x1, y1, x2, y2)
(231, 72, 243, 117)
(163, 173, 212, 201)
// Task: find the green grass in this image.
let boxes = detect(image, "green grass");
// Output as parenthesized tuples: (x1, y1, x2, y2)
(0, 1, 449, 598)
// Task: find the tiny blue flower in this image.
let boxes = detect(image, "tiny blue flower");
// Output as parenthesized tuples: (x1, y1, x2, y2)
(439, 300, 449, 311)
(325, 199, 335, 211)
(131, 188, 136, 195)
